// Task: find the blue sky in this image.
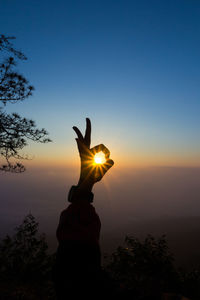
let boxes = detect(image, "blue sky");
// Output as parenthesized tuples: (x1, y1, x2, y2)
(1, 1, 200, 253)
(1, 0, 200, 167)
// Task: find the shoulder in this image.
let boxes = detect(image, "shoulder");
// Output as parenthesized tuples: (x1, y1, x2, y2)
(59, 203, 100, 220)
(59, 205, 74, 220)
(60, 205, 71, 215)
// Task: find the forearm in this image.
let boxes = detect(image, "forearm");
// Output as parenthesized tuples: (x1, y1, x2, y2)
(67, 168, 95, 203)
(77, 161, 95, 192)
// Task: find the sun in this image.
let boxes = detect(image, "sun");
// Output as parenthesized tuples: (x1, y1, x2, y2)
(94, 152, 106, 164)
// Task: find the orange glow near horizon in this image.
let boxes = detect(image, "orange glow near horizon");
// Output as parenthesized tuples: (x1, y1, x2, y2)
(20, 143, 200, 170)
(25, 153, 200, 169)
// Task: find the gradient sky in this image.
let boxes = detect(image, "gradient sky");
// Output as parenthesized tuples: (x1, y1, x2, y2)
(1, 1, 200, 254)
(1, 0, 200, 168)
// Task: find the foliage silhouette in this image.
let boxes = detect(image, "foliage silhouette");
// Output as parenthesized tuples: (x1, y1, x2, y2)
(105, 235, 200, 299)
(0, 214, 55, 299)
(1, 215, 200, 299)
(0, 35, 51, 172)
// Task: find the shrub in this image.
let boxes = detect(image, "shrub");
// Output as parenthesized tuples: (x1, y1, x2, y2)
(0, 214, 55, 299)
(105, 235, 181, 299)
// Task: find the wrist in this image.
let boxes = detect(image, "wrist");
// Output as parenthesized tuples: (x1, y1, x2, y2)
(78, 177, 94, 192)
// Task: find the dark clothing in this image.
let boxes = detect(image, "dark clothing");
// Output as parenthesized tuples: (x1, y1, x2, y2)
(56, 201, 101, 245)
(54, 201, 103, 299)
(54, 240, 102, 298)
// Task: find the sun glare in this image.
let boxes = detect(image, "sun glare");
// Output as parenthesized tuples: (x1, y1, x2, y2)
(94, 152, 106, 164)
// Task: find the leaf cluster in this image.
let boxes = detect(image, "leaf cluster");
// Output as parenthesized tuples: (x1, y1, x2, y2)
(0, 35, 51, 172)
(0, 214, 50, 281)
(0, 34, 26, 60)
(106, 235, 180, 299)
(0, 57, 34, 105)
(0, 109, 51, 172)
(0, 214, 55, 299)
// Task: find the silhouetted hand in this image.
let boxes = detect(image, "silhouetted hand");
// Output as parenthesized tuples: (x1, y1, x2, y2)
(73, 118, 114, 188)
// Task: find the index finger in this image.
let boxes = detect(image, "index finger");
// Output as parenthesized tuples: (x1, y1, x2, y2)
(72, 126, 84, 142)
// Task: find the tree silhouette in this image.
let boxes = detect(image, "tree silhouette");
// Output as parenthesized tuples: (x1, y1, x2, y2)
(0, 35, 51, 172)
(0, 214, 55, 299)
(0, 215, 200, 299)
(106, 235, 181, 299)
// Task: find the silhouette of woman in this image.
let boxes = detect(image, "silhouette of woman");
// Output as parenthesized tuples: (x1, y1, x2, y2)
(54, 118, 114, 299)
